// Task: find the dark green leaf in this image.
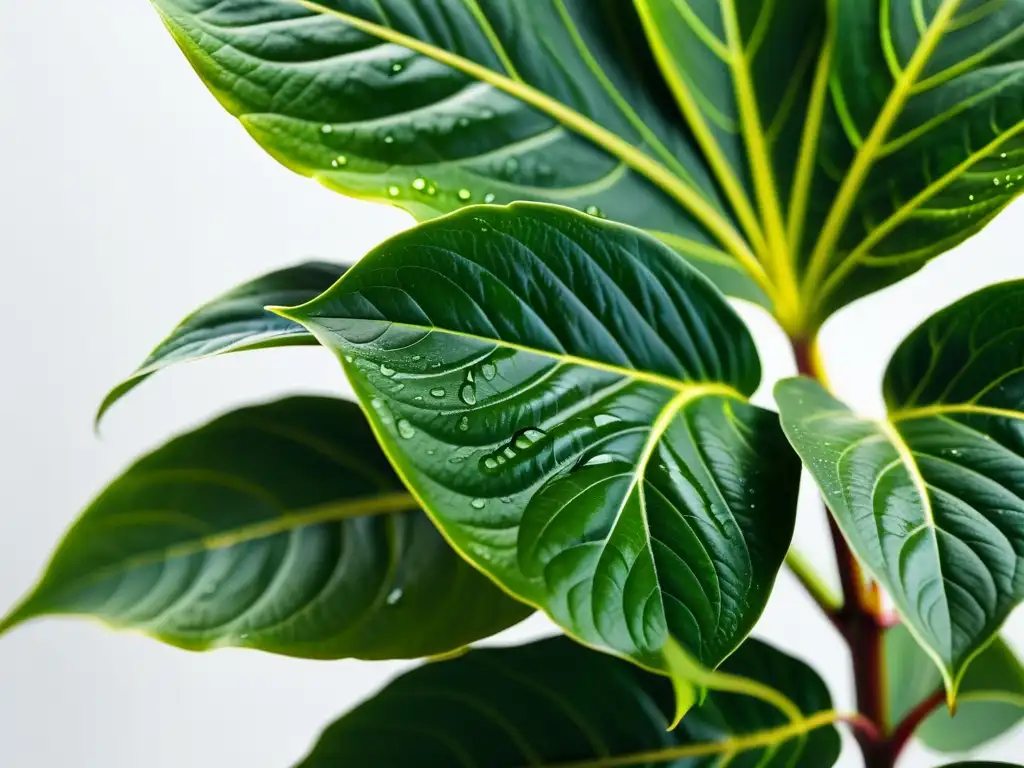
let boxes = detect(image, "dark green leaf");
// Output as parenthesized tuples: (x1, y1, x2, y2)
(775, 280, 1024, 697)
(295, 635, 840, 768)
(886, 623, 1024, 753)
(147, 0, 1024, 334)
(1, 396, 530, 659)
(97, 261, 344, 422)
(150, 0, 769, 306)
(279, 202, 800, 688)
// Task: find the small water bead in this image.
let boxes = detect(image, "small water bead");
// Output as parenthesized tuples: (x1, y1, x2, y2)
(426, 184, 437, 196)
(504, 158, 520, 174)
(458, 188, 472, 201)
(412, 355, 422, 361)
(397, 419, 416, 439)
(371, 398, 383, 409)
(331, 155, 348, 168)
(483, 457, 499, 470)
(459, 383, 477, 406)
(412, 177, 427, 191)
(1002, 152, 1008, 158)
(514, 427, 547, 450)
(380, 364, 396, 377)
(458, 117, 470, 127)
(388, 186, 400, 197)
(391, 62, 403, 74)
(481, 362, 497, 380)
(995, 178, 1002, 185)
(585, 205, 604, 217)
(321, 124, 333, 134)
(459, 416, 470, 431)
(344, 354, 354, 362)
(470, 498, 487, 509)
(969, 194, 975, 201)
(386, 588, 403, 605)
(430, 387, 446, 398)
(483, 193, 496, 203)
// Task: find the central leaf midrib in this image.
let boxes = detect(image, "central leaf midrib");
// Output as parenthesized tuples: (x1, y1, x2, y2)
(4, 490, 420, 629)
(282, 0, 761, 282)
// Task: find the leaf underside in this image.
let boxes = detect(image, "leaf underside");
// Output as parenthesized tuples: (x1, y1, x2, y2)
(151, 0, 1024, 330)
(2, 397, 530, 659)
(282, 202, 800, 682)
(296, 634, 840, 768)
(777, 279, 1024, 695)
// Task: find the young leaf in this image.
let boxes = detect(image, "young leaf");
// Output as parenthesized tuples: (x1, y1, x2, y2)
(294, 635, 840, 767)
(97, 261, 344, 421)
(278, 203, 800, 689)
(150, 0, 770, 306)
(1, 397, 531, 659)
(775, 280, 1024, 700)
(147, 0, 1024, 333)
(886, 624, 1024, 753)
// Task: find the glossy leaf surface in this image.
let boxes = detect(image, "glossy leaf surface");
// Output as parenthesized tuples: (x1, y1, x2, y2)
(98, 262, 343, 421)
(295, 635, 840, 767)
(151, 0, 768, 306)
(281, 203, 800, 682)
(776, 281, 1024, 696)
(886, 624, 1024, 753)
(149, 0, 1024, 331)
(1, 397, 530, 659)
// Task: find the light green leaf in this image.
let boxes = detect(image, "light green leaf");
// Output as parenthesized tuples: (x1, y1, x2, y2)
(886, 623, 1024, 753)
(294, 635, 841, 767)
(147, 0, 1024, 334)
(1, 396, 531, 659)
(97, 261, 344, 422)
(278, 202, 800, 689)
(775, 280, 1024, 699)
(150, 0, 769, 306)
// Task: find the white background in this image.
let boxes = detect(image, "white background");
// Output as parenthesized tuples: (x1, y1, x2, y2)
(1, 3, 1023, 766)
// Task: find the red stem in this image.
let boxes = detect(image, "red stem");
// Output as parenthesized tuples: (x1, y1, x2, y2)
(888, 688, 945, 761)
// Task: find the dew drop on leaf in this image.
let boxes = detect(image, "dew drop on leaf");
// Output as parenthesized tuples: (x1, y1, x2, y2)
(384, 135, 395, 144)
(457, 117, 470, 127)
(321, 124, 333, 134)
(380, 364, 396, 377)
(391, 62, 403, 73)
(386, 588, 403, 605)
(459, 416, 469, 431)
(471, 498, 487, 509)
(585, 205, 603, 217)
(412, 177, 426, 191)
(397, 419, 416, 439)
(481, 362, 497, 380)
(459, 383, 477, 405)
(458, 188, 472, 201)
(483, 193, 496, 203)
(430, 387, 446, 398)
(387, 186, 400, 197)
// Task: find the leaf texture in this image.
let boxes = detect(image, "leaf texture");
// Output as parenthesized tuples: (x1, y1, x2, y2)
(776, 280, 1024, 696)
(98, 261, 344, 421)
(295, 635, 840, 768)
(1, 397, 531, 659)
(281, 203, 800, 682)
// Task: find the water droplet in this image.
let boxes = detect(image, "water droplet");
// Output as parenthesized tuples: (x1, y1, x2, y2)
(397, 419, 416, 439)
(384, 135, 395, 144)
(969, 194, 975, 201)
(457, 117, 470, 128)
(471, 498, 487, 509)
(427, 448, 435, 455)
(483, 193, 496, 203)
(994, 177, 1002, 185)
(483, 457, 499, 470)
(460, 383, 477, 405)
(415, 396, 423, 401)
(391, 383, 405, 393)
(504, 158, 520, 174)
(239, 633, 250, 640)
(430, 387, 446, 398)
(459, 416, 470, 431)
(585, 205, 603, 217)
(321, 124, 333, 134)
(500, 496, 513, 504)
(458, 188, 472, 201)
(371, 398, 383, 409)
(412, 177, 427, 191)
(391, 62, 403, 73)
(386, 588, 403, 605)
(593, 414, 621, 427)
(1001, 152, 1007, 158)
(481, 362, 496, 380)
(344, 354, 354, 362)
(380, 364, 396, 377)
(388, 185, 400, 197)
(332, 155, 348, 168)
(426, 184, 437, 196)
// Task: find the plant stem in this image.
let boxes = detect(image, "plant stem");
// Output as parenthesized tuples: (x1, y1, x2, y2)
(791, 335, 896, 767)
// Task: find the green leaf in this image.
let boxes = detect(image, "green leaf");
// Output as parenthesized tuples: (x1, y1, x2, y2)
(938, 764, 1024, 767)
(775, 280, 1024, 699)
(294, 635, 840, 767)
(886, 623, 1024, 753)
(97, 261, 344, 422)
(278, 202, 800, 688)
(147, 0, 1024, 334)
(1, 396, 531, 659)
(149, 0, 770, 307)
